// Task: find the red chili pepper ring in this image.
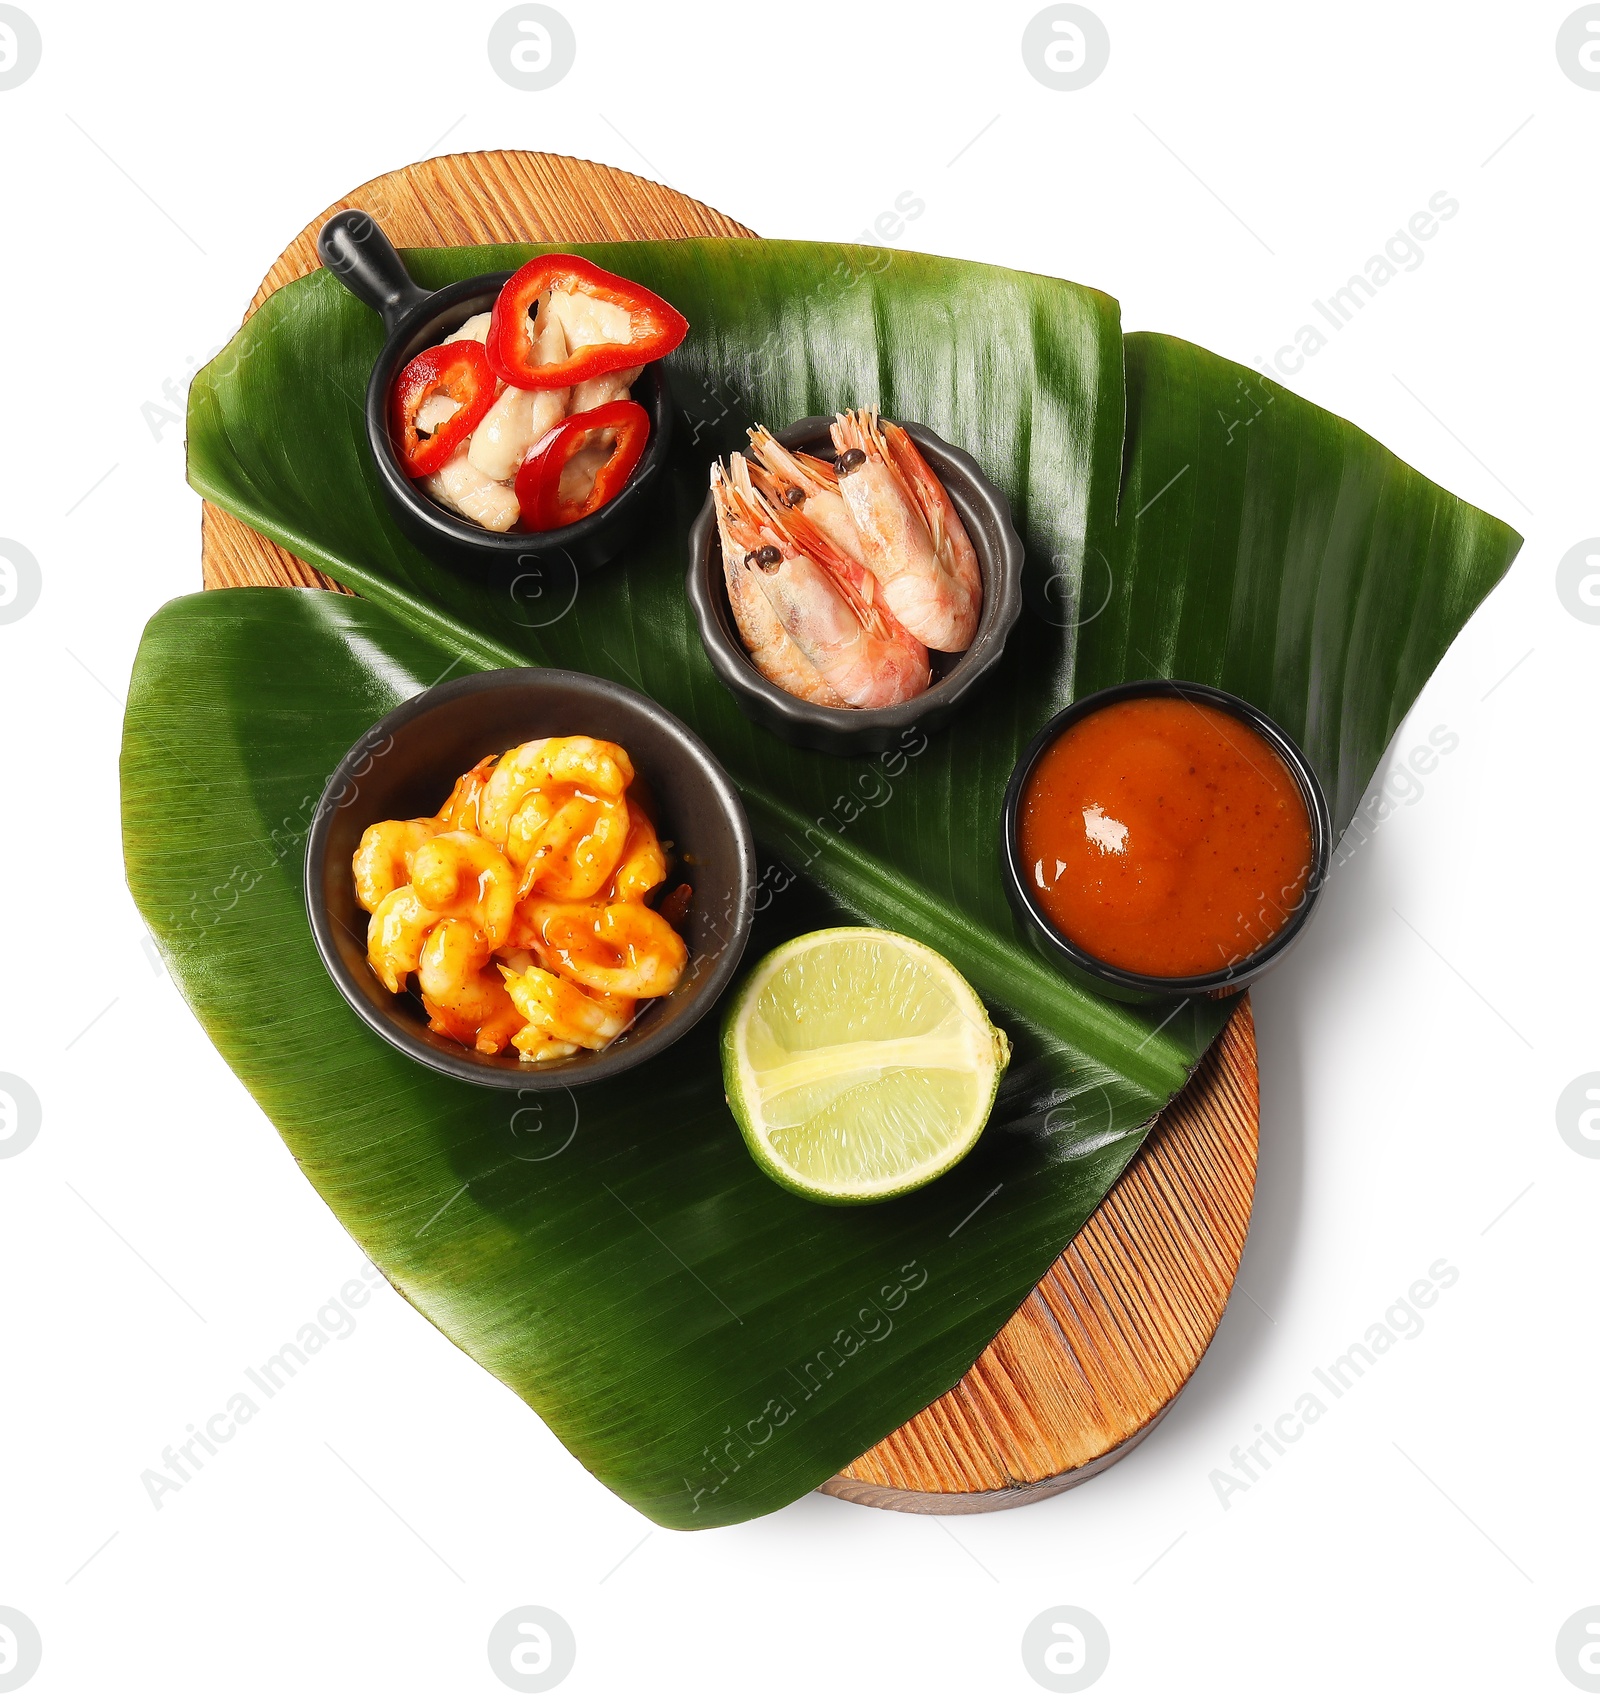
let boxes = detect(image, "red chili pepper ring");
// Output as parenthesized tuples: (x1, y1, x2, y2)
(515, 400, 651, 532)
(488, 255, 688, 391)
(389, 341, 498, 477)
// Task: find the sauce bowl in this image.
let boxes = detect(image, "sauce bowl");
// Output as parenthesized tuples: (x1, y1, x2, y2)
(1000, 679, 1332, 1005)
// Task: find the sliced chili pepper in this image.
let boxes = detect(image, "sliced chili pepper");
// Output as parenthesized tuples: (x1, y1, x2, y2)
(487, 254, 688, 391)
(389, 341, 498, 477)
(515, 400, 651, 531)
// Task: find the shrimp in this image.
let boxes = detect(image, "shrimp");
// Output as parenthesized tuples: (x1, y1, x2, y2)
(478, 738, 548, 843)
(355, 752, 502, 910)
(352, 819, 435, 912)
(609, 807, 667, 903)
(417, 919, 524, 1053)
(511, 1031, 581, 1064)
(830, 408, 980, 651)
(515, 793, 631, 901)
(715, 454, 929, 709)
(514, 899, 688, 999)
(366, 887, 441, 994)
(409, 831, 517, 947)
(467, 301, 570, 482)
(478, 737, 634, 845)
(519, 735, 634, 793)
(354, 734, 690, 1062)
(432, 753, 501, 834)
(496, 945, 583, 1061)
(745, 427, 865, 567)
(881, 417, 982, 623)
(713, 462, 845, 708)
(503, 790, 554, 862)
(500, 962, 637, 1051)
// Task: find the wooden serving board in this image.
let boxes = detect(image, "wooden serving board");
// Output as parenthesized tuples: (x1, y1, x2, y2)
(199, 150, 1260, 1513)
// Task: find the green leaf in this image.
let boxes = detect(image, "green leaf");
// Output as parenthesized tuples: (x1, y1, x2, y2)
(1100, 334, 1522, 827)
(123, 239, 1519, 1528)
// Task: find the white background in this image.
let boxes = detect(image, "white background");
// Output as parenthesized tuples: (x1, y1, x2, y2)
(1, 1, 1596, 1693)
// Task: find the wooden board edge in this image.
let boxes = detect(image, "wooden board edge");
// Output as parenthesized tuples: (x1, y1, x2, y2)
(828, 996, 1258, 1503)
(819, 1404, 1175, 1515)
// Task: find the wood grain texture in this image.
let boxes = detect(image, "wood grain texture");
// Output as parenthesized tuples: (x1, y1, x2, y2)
(821, 999, 1256, 1511)
(196, 149, 1261, 1512)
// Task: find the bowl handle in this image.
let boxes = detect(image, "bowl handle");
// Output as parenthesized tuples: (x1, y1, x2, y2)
(316, 210, 431, 335)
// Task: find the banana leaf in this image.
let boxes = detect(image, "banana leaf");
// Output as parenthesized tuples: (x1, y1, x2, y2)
(121, 240, 1520, 1528)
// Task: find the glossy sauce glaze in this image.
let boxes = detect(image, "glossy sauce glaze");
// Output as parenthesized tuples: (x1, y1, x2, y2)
(1017, 696, 1313, 977)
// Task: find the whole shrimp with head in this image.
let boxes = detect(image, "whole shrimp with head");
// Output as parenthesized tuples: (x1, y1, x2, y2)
(711, 453, 929, 710)
(829, 409, 981, 653)
(714, 411, 984, 710)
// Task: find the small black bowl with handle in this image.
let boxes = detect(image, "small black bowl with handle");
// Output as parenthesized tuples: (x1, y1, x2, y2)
(999, 679, 1333, 1006)
(304, 666, 755, 1089)
(686, 416, 1024, 758)
(316, 210, 673, 577)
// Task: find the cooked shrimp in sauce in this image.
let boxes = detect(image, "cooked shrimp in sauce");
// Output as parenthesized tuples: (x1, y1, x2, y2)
(351, 736, 688, 1061)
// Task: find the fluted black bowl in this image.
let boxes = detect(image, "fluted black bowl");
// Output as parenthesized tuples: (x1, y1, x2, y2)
(687, 416, 1025, 757)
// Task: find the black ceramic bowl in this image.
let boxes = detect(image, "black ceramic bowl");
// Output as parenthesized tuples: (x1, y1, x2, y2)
(305, 668, 755, 1088)
(686, 417, 1024, 757)
(1000, 679, 1332, 1005)
(317, 210, 673, 578)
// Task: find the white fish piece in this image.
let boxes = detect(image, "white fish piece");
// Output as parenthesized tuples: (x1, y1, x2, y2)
(467, 296, 570, 481)
(544, 286, 632, 353)
(413, 393, 460, 435)
(468, 385, 569, 482)
(570, 364, 642, 415)
(424, 445, 521, 533)
(444, 311, 492, 345)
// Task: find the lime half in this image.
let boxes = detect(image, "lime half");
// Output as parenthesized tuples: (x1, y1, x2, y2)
(721, 928, 1011, 1205)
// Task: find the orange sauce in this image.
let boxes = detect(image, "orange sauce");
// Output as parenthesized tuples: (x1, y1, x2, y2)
(1017, 696, 1313, 978)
